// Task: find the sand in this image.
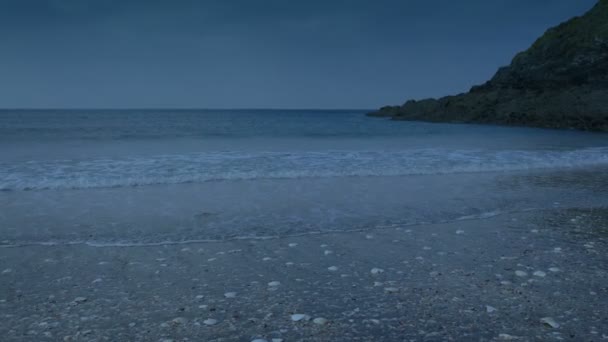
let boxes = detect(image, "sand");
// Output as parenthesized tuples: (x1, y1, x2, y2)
(1, 208, 607, 341)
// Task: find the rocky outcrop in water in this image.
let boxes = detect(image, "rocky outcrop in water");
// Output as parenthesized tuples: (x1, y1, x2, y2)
(369, 0, 608, 132)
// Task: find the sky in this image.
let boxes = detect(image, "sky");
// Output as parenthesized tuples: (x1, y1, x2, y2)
(0, 0, 598, 109)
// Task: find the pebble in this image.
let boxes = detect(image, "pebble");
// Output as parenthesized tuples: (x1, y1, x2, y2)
(313, 317, 328, 325)
(515, 270, 528, 277)
(371, 268, 384, 275)
(540, 317, 560, 329)
(72, 297, 87, 304)
(268, 281, 281, 287)
(327, 266, 339, 271)
(533, 271, 547, 277)
(171, 317, 188, 325)
(291, 314, 311, 322)
(203, 318, 218, 326)
(224, 292, 237, 298)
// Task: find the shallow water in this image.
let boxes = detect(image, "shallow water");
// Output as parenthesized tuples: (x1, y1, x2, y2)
(1, 109, 608, 246)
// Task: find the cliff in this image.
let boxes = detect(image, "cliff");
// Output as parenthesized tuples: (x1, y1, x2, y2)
(368, 0, 608, 132)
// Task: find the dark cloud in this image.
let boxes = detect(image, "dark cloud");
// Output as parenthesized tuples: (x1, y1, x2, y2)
(0, 0, 598, 108)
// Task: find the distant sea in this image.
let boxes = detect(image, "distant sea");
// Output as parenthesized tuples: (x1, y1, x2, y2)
(1, 109, 607, 246)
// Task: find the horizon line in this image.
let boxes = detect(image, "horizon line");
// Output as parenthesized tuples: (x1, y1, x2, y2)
(0, 107, 375, 111)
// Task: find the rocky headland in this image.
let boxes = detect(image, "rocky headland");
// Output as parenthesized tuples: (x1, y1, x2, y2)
(368, 0, 608, 132)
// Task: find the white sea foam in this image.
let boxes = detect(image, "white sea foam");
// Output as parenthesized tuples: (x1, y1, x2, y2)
(1, 147, 607, 191)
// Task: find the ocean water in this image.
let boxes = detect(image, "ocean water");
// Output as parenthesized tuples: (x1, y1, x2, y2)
(1, 109, 607, 246)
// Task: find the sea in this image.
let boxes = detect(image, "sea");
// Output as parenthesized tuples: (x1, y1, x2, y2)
(1, 109, 607, 246)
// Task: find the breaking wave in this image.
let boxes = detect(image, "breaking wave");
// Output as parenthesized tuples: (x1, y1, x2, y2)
(1, 147, 607, 191)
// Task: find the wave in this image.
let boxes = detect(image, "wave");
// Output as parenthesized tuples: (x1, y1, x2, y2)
(0, 207, 532, 248)
(1, 147, 607, 191)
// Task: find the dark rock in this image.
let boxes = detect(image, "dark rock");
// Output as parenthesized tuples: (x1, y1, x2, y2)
(368, 0, 608, 132)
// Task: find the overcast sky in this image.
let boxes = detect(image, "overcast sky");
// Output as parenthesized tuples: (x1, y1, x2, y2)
(0, 0, 598, 109)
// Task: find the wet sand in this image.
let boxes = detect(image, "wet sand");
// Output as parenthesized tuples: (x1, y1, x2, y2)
(1, 208, 607, 341)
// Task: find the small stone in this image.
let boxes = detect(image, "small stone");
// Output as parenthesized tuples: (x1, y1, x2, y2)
(73, 297, 87, 304)
(533, 271, 546, 277)
(515, 270, 527, 277)
(171, 317, 188, 325)
(268, 281, 281, 287)
(486, 305, 497, 313)
(371, 268, 384, 275)
(540, 317, 560, 328)
(203, 318, 218, 326)
(290, 314, 310, 322)
(224, 292, 237, 298)
(327, 266, 339, 271)
(313, 317, 328, 325)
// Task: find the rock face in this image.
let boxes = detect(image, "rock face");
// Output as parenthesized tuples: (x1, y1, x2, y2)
(368, 0, 608, 132)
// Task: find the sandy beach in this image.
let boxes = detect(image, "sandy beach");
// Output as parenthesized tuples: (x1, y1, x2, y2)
(2, 206, 607, 341)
